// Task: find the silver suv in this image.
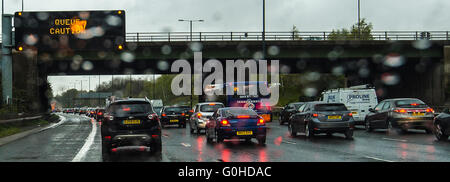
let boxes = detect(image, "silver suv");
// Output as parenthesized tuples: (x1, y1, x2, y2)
(189, 102, 225, 134)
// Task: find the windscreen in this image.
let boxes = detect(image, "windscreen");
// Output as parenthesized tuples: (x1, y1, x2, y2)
(164, 107, 185, 113)
(314, 104, 348, 111)
(109, 102, 152, 115)
(394, 100, 427, 108)
(200, 104, 224, 112)
(223, 108, 258, 117)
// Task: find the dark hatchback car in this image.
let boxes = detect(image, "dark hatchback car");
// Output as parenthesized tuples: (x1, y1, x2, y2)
(101, 98, 162, 161)
(205, 107, 267, 145)
(433, 108, 450, 141)
(288, 102, 355, 139)
(364, 98, 435, 134)
(160, 106, 187, 128)
(279, 102, 305, 125)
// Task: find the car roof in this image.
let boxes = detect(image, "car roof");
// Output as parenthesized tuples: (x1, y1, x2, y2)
(382, 98, 423, 102)
(197, 102, 224, 105)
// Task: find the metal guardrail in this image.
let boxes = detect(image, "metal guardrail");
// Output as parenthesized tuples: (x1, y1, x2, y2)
(125, 31, 450, 42)
(0, 115, 43, 124)
(0, 31, 448, 43)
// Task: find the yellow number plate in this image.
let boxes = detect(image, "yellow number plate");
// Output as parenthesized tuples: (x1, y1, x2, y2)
(237, 131, 253, 135)
(123, 120, 141, 125)
(328, 115, 342, 120)
(412, 112, 425, 116)
(170, 119, 179, 123)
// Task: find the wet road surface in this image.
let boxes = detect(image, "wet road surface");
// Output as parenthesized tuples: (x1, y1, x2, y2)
(0, 113, 449, 162)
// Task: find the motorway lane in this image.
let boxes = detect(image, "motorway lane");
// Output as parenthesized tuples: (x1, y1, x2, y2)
(0, 114, 449, 162)
(0, 114, 93, 162)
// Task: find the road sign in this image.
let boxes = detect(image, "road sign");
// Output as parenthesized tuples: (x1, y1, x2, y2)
(14, 10, 125, 51)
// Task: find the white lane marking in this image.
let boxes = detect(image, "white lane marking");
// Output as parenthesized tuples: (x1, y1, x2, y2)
(71, 119, 97, 162)
(40, 115, 66, 131)
(364, 156, 395, 162)
(382, 138, 408, 142)
(181, 143, 191, 147)
(282, 140, 297, 145)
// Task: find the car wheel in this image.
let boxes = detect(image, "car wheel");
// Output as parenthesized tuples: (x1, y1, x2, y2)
(305, 122, 314, 138)
(434, 124, 449, 141)
(288, 123, 297, 137)
(206, 130, 213, 143)
(257, 137, 266, 145)
(215, 131, 224, 143)
(101, 142, 114, 162)
(150, 140, 162, 154)
(365, 119, 372, 132)
(344, 129, 354, 140)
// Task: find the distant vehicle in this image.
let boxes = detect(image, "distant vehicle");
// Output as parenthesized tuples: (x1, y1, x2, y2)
(288, 102, 355, 139)
(364, 98, 435, 134)
(205, 107, 267, 145)
(160, 106, 187, 128)
(150, 99, 164, 116)
(224, 81, 273, 123)
(433, 108, 450, 141)
(189, 102, 225, 134)
(279, 102, 306, 125)
(320, 84, 378, 125)
(178, 105, 193, 118)
(95, 108, 105, 121)
(101, 98, 161, 161)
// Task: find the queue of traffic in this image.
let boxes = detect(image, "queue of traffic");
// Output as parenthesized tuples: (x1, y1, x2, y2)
(55, 84, 450, 161)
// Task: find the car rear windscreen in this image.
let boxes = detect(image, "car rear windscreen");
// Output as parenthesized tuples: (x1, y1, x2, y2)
(223, 108, 258, 117)
(200, 104, 224, 112)
(394, 100, 427, 108)
(314, 104, 348, 111)
(109, 102, 152, 114)
(164, 107, 185, 113)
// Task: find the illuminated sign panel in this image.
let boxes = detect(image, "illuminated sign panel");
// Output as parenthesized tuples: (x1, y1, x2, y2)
(14, 10, 125, 51)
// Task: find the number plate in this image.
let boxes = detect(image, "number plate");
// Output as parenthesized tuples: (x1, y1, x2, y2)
(123, 120, 141, 125)
(412, 112, 425, 116)
(237, 131, 253, 135)
(170, 119, 179, 123)
(328, 115, 342, 120)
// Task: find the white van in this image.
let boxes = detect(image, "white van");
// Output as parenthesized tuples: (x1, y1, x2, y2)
(320, 85, 378, 125)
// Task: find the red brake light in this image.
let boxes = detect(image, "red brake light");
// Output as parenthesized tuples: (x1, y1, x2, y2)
(221, 120, 230, 126)
(348, 113, 353, 117)
(98, 112, 103, 115)
(312, 113, 319, 117)
(122, 107, 131, 111)
(189, 110, 194, 113)
(394, 109, 407, 113)
(197, 113, 202, 119)
(181, 113, 185, 116)
(162, 113, 167, 117)
(426, 108, 435, 113)
(257, 118, 265, 126)
(237, 115, 250, 119)
(411, 103, 418, 106)
(209, 103, 216, 106)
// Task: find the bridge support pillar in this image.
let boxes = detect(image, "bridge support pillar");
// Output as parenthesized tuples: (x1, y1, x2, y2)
(1, 15, 13, 105)
(444, 46, 450, 105)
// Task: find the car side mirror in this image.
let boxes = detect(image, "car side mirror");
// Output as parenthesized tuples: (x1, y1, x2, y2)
(368, 108, 375, 113)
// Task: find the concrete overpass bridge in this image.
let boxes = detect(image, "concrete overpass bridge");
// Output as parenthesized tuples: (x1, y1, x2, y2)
(4, 31, 450, 108)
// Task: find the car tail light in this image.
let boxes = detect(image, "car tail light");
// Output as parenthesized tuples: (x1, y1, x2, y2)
(257, 118, 265, 126)
(104, 136, 111, 140)
(197, 113, 202, 119)
(209, 103, 216, 106)
(348, 113, 353, 117)
(98, 112, 103, 115)
(426, 108, 435, 113)
(162, 113, 167, 117)
(237, 115, 250, 119)
(221, 119, 230, 127)
(189, 110, 194, 113)
(148, 113, 159, 120)
(181, 113, 185, 116)
(394, 109, 407, 113)
(312, 113, 319, 117)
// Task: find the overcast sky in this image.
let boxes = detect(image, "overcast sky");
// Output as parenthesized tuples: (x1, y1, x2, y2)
(5, 0, 448, 95)
(3, 0, 450, 32)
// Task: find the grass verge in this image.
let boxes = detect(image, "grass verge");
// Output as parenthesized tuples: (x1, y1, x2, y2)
(0, 114, 59, 138)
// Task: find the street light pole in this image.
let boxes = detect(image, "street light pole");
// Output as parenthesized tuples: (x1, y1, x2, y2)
(262, 0, 266, 59)
(358, 0, 361, 39)
(178, 19, 204, 41)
